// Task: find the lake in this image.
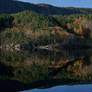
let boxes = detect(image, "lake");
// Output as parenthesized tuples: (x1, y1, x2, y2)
(22, 85, 92, 92)
(0, 48, 92, 92)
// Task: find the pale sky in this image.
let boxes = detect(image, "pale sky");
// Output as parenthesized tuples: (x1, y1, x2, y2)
(18, 0, 92, 8)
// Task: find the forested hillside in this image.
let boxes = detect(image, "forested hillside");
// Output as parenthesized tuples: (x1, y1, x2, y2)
(1, 0, 92, 15)
(0, 10, 92, 48)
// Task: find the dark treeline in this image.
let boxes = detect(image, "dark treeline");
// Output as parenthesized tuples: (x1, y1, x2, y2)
(1, 0, 92, 15)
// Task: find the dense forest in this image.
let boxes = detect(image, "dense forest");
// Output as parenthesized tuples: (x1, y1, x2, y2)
(0, 0, 92, 49)
(1, 11, 92, 49)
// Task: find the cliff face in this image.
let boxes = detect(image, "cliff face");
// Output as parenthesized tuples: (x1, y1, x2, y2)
(1, 0, 92, 15)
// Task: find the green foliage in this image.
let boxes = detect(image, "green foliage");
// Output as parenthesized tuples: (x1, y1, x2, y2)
(0, 30, 29, 45)
(1, 11, 92, 47)
(13, 11, 56, 31)
(51, 15, 74, 28)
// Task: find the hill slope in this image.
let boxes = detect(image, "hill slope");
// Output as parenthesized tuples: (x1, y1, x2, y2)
(1, 0, 92, 15)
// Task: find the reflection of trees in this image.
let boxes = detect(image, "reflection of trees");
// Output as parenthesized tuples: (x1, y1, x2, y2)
(52, 54, 92, 81)
(0, 49, 92, 85)
(66, 55, 92, 77)
(0, 62, 14, 79)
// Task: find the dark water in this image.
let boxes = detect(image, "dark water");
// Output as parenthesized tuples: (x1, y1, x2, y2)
(0, 49, 92, 92)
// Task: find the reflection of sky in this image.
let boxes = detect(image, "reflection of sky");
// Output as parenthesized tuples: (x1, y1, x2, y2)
(18, 0, 92, 8)
(22, 85, 92, 92)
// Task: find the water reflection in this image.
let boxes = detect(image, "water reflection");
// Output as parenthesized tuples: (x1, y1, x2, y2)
(22, 85, 92, 92)
(0, 49, 92, 91)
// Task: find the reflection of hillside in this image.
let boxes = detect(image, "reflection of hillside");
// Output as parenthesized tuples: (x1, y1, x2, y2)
(51, 54, 92, 81)
(0, 49, 92, 91)
(1, 49, 92, 71)
(1, 49, 88, 68)
(66, 55, 92, 77)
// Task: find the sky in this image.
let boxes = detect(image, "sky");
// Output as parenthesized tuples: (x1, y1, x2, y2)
(18, 0, 92, 8)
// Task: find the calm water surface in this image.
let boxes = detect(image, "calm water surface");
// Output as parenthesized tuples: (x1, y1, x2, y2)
(0, 49, 92, 92)
(22, 85, 92, 92)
